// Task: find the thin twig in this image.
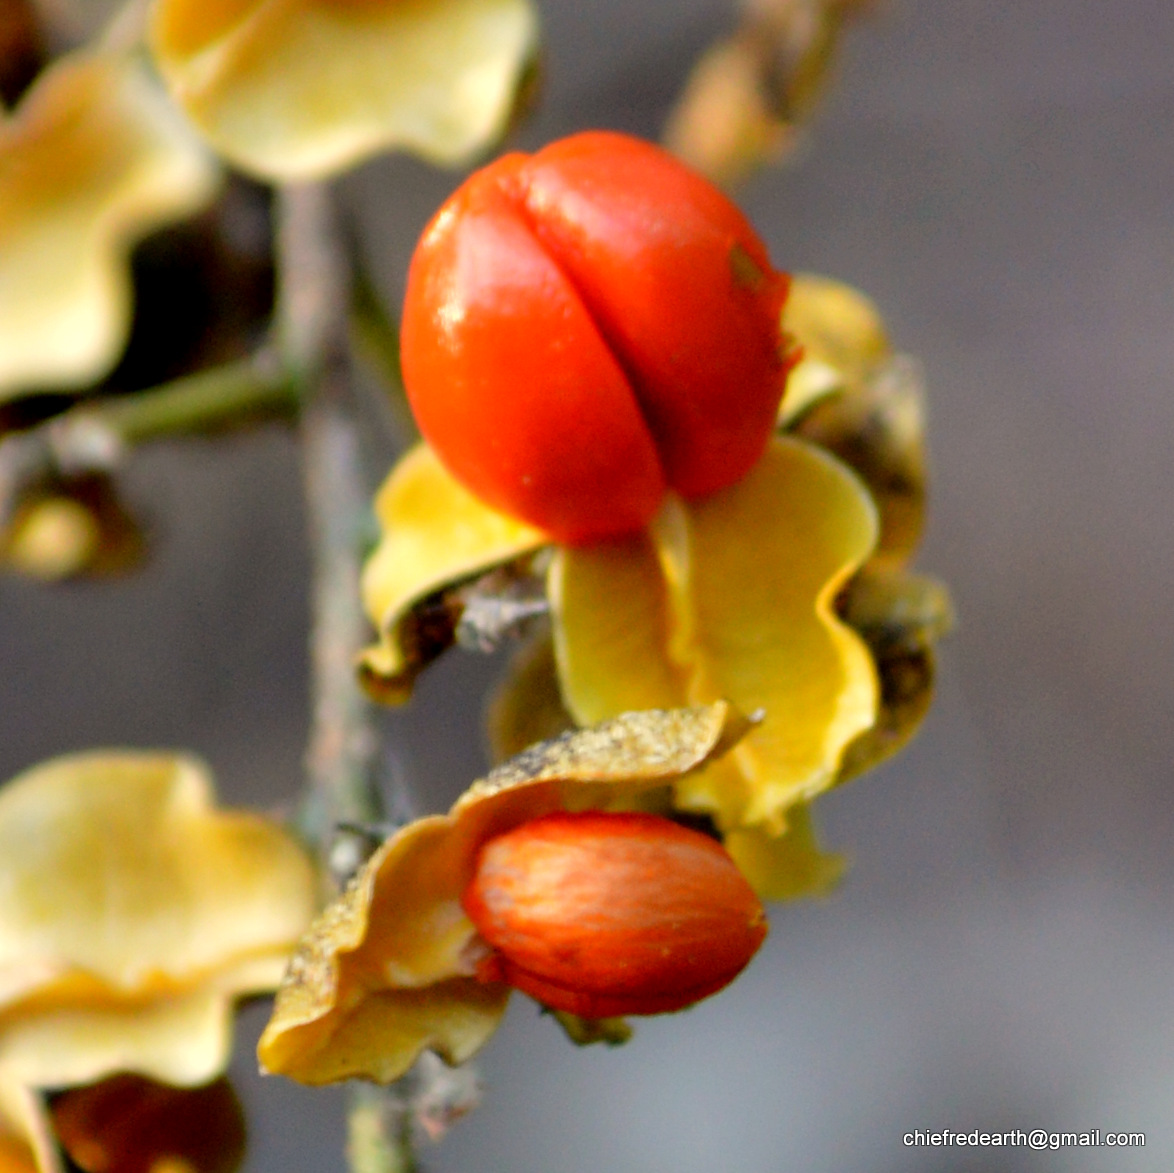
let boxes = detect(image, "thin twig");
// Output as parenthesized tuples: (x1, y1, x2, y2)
(275, 182, 379, 838)
(274, 182, 419, 1173)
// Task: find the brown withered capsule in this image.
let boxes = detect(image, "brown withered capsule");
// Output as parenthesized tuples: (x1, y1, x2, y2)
(461, 810, 768, 1018)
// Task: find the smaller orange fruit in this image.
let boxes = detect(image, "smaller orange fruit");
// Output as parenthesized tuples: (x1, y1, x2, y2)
(50, 1074, 246, 1173)
(461, 810, 768, 1018)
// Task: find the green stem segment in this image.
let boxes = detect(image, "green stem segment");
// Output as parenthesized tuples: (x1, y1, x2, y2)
(0, 356, 296, 542)
(348, 1084, 417, 1173)
(77, 355, 296, 447)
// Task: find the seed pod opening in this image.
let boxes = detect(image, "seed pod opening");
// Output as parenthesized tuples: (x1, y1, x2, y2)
(461, 809, 768, 1018)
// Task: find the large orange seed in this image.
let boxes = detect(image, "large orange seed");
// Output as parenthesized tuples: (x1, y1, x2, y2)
(461, 810, 768, 1018)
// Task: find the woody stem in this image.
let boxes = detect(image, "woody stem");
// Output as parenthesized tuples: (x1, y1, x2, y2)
(274, 181, 412, 1173)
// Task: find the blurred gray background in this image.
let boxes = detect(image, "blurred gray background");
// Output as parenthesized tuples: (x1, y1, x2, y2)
(3, 0, 1173, 1169)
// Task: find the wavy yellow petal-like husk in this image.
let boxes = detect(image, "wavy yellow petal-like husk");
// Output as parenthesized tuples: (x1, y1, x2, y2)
(0, 989, 238, 1091)
(359, 444, 547, 702)
(722, 805, 844, 903)
(780, 274, 929, 564)
(0, 751, 314, 1107)
(0, 752, 314, 996)
(0, 1081, 53, 1173)
(259, 703, 749, 1085)
(551, 437, 878, 837)
(780, 273, 891, 423)
(150, 0, 537, 181)
(0, 51, 219, 400)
